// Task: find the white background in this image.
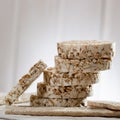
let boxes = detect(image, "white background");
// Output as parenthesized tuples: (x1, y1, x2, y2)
(0, 0, 120, 101)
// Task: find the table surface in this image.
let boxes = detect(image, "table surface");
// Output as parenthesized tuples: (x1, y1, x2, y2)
(0, 106, 118, 120)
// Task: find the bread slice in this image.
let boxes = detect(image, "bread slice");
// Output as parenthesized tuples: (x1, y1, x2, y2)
(5, 106, 120, 117)
(55, 56, 111, 73)
(5, 60, 47, 105)
(30, 95, 83, 107)
(88, 100, 120, 111)
(44, 67, 99, 86)
(57, 40, 115, 60)
(37, 82, 92, 99)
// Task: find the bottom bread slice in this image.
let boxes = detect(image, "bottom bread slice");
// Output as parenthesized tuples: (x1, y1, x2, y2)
(5, 106, 120, 117)
(30, 95, 83, 107)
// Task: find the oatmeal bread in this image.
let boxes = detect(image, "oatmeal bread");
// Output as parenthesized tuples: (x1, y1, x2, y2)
(55, 56, 111, 73)
(5, 60, 47, 105)
(44, 67, 99, 86)
(87, 100, 120, 111)
(57, 40, 115, 60)
(5, 105, 120, 117)
(30, 95, 83, 107)
(37, 83, 92, 99)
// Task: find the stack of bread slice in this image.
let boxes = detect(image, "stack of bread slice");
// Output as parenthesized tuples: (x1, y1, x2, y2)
(30, 40, 115, 107)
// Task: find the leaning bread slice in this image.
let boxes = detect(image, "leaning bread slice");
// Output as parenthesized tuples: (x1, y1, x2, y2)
(5, 60, 47, 105)
(87, 100, 120, 111)
(57, 40, 115, 60)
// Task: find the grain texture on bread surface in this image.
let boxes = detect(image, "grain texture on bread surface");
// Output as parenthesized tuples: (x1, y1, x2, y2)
(57, 40, 115, 59)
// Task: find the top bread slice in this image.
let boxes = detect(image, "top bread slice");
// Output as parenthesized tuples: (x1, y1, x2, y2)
(5, 60, 47, 105)
(57, 40, 115, 60)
